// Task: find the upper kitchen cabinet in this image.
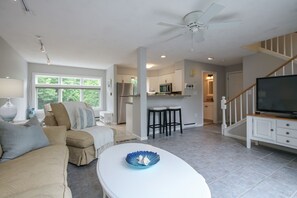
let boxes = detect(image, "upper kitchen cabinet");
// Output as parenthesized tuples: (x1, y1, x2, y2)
(117, 75, 137, 83)
(172, 70, 183, 92)
(159, 74, 173, 84)
(147, 76, 159, 92)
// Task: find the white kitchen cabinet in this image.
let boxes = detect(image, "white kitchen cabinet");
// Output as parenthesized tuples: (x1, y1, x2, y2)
(159, 74, 173, 84)
(172, 70, 182, 92)
(147, 76, 159, 92)
(247, 114, 297, 150)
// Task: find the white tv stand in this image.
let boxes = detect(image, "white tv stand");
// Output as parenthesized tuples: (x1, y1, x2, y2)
(247, 114, 297, 149)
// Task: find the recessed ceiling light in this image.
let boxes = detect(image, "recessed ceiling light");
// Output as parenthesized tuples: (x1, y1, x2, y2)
(208, 57, 214, 60)
(146, 64, 155, 69)
(161, 55, 166, 58)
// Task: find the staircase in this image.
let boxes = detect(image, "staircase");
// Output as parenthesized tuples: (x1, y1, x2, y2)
(221, 32, 297, 140)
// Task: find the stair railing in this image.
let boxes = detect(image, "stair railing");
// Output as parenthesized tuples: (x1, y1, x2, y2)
(221, 54, 297, 135)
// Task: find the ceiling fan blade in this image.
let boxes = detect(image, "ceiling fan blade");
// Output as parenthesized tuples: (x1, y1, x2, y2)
(163, 33, 184, 43)
(208, 20, 241, 29)
(157, 22, 185, 29)
(197, 3, 224, 24)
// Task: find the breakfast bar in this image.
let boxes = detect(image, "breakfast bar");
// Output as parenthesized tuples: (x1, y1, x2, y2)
(125, 94, 191, 139)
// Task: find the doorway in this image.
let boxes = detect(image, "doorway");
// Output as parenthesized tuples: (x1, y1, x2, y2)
(202, 71, 217, 125)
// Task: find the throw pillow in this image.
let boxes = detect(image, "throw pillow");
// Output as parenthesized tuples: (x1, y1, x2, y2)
(75, 107, 96, 129)
(0, 117, 49, 162)
(51, 103, 71, 130)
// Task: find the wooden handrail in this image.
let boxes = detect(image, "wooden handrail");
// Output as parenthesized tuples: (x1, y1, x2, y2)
(265, 54, 297, 77)
(226, 54, 297, 104)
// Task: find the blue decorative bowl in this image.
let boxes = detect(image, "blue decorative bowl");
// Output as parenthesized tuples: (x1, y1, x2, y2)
(125, 151, 160, 169)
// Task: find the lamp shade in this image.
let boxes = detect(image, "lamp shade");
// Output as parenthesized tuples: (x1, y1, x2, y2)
(0, 78, 24, 98)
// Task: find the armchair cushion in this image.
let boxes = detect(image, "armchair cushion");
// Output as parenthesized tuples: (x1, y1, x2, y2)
(66, 130, 94, 148)
(51, 103, 71, 130)
(44, 113, 58, 126)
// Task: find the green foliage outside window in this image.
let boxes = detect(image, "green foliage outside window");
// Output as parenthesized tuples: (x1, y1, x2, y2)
(62, 89, 80, 102)
(83, 79, 100, 86)
(37, 76, 58, 84)
(35, 75, 101, 110)
(62, 78, 80, 85)
(83, 90, 100, 107)
(37, 88, 58, 109)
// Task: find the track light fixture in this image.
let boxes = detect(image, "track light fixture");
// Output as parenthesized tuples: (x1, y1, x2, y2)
(36, 36, 51, 65)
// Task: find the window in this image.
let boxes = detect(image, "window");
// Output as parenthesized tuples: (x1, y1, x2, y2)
(33, 74, 102, 110)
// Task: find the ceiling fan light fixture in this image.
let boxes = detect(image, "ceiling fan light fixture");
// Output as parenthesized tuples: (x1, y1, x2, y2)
(161, 55, 166, 58)
(208, 57, 214, 60)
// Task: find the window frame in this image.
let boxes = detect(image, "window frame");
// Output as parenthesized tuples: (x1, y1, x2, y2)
(32, 73, 103, 111)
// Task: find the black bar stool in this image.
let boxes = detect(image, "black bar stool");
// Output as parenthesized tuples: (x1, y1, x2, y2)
(147, 107, 168, 139)
(167, 106, 183, 135)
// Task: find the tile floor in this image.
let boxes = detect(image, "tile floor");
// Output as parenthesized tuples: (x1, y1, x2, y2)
(141, 125, 297, 198)
(68, 124, 297, 198)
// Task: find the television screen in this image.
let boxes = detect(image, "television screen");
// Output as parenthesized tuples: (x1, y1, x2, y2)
(256, 75, 297, 114)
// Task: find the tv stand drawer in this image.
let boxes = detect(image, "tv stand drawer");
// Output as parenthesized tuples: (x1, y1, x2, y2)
(276, 135, 297, 148)
(277, 120, 297, 130)
(277, 128, 297, 138)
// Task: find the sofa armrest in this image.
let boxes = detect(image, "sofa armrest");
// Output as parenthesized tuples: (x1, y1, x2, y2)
(43, 126, 67, 145)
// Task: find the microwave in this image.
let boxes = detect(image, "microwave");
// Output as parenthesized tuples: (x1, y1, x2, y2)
(160, 83, 172, 93)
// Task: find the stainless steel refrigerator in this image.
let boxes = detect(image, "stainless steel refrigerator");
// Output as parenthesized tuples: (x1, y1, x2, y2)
(117, 83, 133, 124)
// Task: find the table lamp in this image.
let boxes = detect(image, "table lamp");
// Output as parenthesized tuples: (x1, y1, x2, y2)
(0, 78, 24, 122)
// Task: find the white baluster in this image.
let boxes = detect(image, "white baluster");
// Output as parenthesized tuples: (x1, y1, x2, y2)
(229, 102, 232, 126)
(270, 39, 273, 51)
(283, 66, 285, 76)
(240, 95, 243, 120)
(291, 34, 294, 74)
(245, 90, 250, 115)
(234, 98, 237, 123)
(252, 87, 255, 114)
(277, 36, 279, 53)
(221, 96, 227, 135)
(284, 35, 286, 56)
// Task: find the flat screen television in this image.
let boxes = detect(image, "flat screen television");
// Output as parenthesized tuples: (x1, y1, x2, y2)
(256, 75, 297, 116)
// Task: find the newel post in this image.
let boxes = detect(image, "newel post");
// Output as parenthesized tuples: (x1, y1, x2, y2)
(221, 96, 227, 135)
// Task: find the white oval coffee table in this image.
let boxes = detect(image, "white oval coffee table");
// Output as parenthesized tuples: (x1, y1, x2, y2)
(96, 143, 211, 198)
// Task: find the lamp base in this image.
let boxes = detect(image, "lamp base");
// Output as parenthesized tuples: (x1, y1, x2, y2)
(0, 99, 17, 122)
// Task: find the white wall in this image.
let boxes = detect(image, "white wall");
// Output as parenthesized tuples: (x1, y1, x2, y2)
(225, 63, 242, 73)
(27, 63, 106, 116)
(0, 37, 27, 121)
(184, 60, 226, 125)
(242, 53, 284, 88)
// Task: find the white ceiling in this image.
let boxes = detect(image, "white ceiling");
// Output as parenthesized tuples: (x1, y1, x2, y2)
(0, 0, 297, 70)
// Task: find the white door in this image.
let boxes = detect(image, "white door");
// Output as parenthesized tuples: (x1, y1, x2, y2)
(227, 71, 243, 99)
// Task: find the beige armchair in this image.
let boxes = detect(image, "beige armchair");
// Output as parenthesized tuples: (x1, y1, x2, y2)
(44, 103, 114, 166)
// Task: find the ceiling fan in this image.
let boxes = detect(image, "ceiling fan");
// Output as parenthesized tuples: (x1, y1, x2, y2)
(158, 3, 235, 50)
